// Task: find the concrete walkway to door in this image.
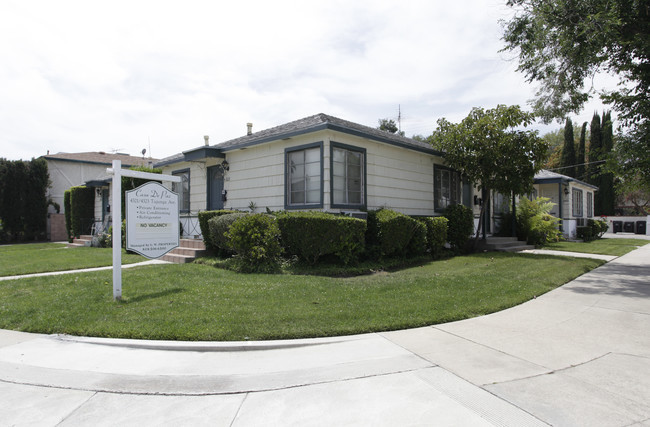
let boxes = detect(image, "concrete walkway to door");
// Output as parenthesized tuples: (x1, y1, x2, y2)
(0, 242, 648, 426)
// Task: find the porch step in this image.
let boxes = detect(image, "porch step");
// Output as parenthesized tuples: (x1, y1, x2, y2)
(478, 237, 534, 253)
(161, 239, 207, 264)
(68, 235, 93, 248)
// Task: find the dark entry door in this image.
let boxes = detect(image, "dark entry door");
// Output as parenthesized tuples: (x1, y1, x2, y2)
(207, 166, 224, 211)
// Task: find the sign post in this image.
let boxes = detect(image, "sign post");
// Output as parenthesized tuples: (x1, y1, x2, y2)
(107, 160, 181, 300)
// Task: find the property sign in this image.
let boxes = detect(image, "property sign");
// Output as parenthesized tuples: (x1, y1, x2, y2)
(125, 182, 179, 259)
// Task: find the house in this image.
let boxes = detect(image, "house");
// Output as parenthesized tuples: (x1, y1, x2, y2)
(154, 113, 481, 238)
(533, 169, 599, 238)
(42, 151, 157, 240)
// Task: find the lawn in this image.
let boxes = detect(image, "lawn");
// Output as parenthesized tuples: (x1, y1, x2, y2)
(0, 252, 603, 341)
(542, 238, 649, 257)
(0, 243, 145, 277)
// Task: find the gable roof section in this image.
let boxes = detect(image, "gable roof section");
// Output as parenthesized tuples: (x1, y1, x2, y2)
(43, 151, 157, 167)
(155, 113, 442, 167)
(534, 169, 598, 190)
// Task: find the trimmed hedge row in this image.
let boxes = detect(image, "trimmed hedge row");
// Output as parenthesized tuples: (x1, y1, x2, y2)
(277, 211, 366, 265)
(198, 210, 236, 252)
(366, 209, 426, 258)
(208, 212, 248, 255)
(69, 186, 95, 238)
(419, 216, 448, 259)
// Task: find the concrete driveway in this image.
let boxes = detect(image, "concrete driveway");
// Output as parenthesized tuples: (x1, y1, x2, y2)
(0, 242, 648, 426)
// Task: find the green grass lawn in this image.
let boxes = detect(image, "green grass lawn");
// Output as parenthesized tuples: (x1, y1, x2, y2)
(542, 238, 649, 257)
(0, 252, 603, 341)
(0, 243, 145, 276)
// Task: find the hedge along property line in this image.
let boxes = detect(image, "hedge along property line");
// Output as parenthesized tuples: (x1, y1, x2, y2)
(418, 216, 448, 258)
(277, 211, 367, 265)
(64, 190, 72, 241)
(366, 209, 427, 258)
(198, 210, 237, 252)
(69, 186, 95, 238)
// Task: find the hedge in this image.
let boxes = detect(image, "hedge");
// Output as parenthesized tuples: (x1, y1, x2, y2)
(588, 218, 608, 238)
(64, 190, 72, 242)
(277, 211, 366, 265)
(69, 186, 95, 237)
(226, 213, 282, 273)
(418, 216, 448, 258)
(366, 209, 425, 258)
(443, 204, 474, 253)
(198, 210, 237, 252)
(577, 226, 594, 242)
(208, 212, 248, 255)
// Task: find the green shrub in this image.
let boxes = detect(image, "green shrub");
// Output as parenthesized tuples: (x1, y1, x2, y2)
(64, 190, 72, 242)
(443, 204, 474, 253)
(226, 213, 282, 273)
(418, 216, 448, 258)
(366, 209, 424, 258)
(588, 218, 608, 238)
(69, 186, 95, 237)
(198, 210, 236, 252)
(517, 197, 561, 245)
(577, 226, 594, 242)
(208, 213, 248, 255)
(277, 211, 366, 265)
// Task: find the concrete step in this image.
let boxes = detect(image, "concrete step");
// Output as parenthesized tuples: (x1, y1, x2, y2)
(160, 253, 195, 264)
(161, 239, 207, 264)
(179, 239, 206, 250)
(495, 244, 536, 252)
(68, 236, 92, 247)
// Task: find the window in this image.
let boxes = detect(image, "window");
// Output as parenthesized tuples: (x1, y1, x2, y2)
(493, 192, 511, 214)
(572, 188, 583, 217)
(331, 143, 365, 207)
(172, 169, 190, 213)
(587, 192, 593, 217)
(434, 165, 460, 212)
(286, 143, 322, 208)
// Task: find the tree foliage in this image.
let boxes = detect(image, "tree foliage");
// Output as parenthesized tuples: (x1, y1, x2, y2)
(429, 105, 548, 242)
(502, 0, 650, 126)
(377, 118, 405, 136)
(576, 122, 587, 180)
(560, 117, 576, 177)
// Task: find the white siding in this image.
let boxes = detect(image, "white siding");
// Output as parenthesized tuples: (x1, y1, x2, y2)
(45, 159, 110, 214)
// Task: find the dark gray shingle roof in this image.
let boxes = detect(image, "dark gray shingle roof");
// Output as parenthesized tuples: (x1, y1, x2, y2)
(534, 169, 598, 189)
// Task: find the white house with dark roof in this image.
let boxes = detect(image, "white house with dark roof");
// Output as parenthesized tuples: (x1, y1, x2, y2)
(533, 169, 599, 238)
(155, 113, 481, 238)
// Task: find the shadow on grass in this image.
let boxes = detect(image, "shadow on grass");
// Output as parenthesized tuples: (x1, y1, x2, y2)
(123, 288, 185, 304)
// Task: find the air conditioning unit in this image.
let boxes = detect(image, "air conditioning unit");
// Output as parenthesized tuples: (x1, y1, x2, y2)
(342, 211, 368, 219)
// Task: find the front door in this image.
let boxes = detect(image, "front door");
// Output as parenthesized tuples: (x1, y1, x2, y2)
(207, 166, 224, 211)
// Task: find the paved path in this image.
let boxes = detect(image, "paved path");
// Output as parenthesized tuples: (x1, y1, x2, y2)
(0, 244, 649, 426)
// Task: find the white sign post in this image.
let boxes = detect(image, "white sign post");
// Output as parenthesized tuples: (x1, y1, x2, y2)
(107, 160, 181, 300)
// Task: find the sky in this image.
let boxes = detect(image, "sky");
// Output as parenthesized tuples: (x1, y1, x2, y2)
(1, 0, 611, 161)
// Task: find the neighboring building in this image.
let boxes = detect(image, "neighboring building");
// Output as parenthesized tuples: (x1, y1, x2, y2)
(42, 151, 157, 240)
(533, 169, 599, 238)
(155, 113, 480, 238)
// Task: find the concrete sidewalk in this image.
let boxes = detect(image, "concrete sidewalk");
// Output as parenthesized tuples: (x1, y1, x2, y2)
(0, 245, 649, 426)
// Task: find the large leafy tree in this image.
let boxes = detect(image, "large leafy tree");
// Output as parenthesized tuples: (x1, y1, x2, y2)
(377, 118, 405, 136)
(429, 105, 548, 243)
(502, 0, 650, 126)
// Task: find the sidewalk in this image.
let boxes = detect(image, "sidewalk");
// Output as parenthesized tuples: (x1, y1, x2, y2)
(0, 245, 649, 426)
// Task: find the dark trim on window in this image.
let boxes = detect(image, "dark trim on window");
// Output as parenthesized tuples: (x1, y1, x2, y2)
(330, 142, 367, 209)
(284, 142, 324, 210)
(434, 164, 461, 213)
(172, 168, 191, 213)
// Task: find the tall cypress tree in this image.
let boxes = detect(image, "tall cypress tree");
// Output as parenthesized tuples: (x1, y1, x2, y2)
(588, 112, 602, 186)
(599, 111, 615, 215)
(576, 122, 587, 180)
(560, 118, 576, 177)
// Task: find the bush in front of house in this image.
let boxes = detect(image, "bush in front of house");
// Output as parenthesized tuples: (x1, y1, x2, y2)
(443, 204, 474, 253)
(517, 197, 561, 245)
(208, 212, 248, 255)
(226, 213, 282, 273)
(276, 211, 366, 265)
(69, 186, 95, 238)
(64, 190, 72, 242)
(366, 209, 425, 258)
(577, 226, 594, 242)
(418, 216, 448, 258)
(199, 209, 237, 252)
(588, 218, 608, 238)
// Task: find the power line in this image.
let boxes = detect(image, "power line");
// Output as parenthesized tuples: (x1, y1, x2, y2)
(548, 160, 606, 171)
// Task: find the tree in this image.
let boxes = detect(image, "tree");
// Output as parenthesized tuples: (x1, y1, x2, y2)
(598, 111, 616, 215)
(429, 105, 548, 244)
(378, 118, 405, 136)
(541, 128, 563, 170)
(587, 112, 602, 185)
(576, 122, 587, 180)
(502, 0, 650, 127)
(560, 118, 576, 177)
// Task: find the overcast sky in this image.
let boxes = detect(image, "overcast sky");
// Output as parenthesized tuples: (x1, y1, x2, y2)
(1, 0, 610, 161)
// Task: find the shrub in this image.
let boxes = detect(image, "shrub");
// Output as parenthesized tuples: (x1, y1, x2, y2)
(366, 209, 424, 258)
(69, 186, 95, 238)
(418, 216, 448, 258)
(64, 190, 72, 242)
(443, 204, 474, 253)
(517, 197, 561, 245)
(577, 226, 594, 242)
(226, 213, 282, 273)
(208, 213, 248, 255)
(277, 211, 366, 265)
(588, 218, 608, 238)
(407, 220, 428, 256)
(198, 210, 236, 252)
